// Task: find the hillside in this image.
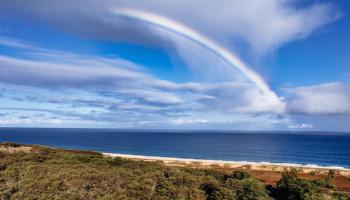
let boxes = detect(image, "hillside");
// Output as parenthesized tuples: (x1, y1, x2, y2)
(0, 143, 349, 200)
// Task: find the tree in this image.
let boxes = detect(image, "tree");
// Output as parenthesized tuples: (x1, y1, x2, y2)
(275, 169, 324, 200)
(225, 178, 271, 200)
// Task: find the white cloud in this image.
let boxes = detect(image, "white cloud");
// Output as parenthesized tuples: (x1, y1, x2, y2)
(180, 82, 285, 113)
(119, 0, 340, 54)
(0, 37, 291, 128)
(0, 37, 286, 114)
(288, 123, 314, 129)
(118, 89, 183, 105)
(0, 118, 32, 125)
(172, 118, 209, 125)
(46, 119, 64, 125)
(0, 1, 346, 130)
(286, 82, 350, 115)
(0, 0, 340, 65)
(0, 118, 63, 126)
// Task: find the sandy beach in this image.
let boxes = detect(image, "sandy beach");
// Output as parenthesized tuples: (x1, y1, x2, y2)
(103, 152, 350, 175)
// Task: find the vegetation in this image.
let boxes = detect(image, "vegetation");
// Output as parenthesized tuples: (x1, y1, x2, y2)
(271, 168, 326, 200)
(0, 143, 349, 200)
(308, 171, 316, 176)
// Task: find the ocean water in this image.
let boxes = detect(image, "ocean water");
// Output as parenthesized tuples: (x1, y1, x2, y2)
(1, 128, 350, 168)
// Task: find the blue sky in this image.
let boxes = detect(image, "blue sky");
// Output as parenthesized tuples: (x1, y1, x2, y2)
(0, 0, 349, 131)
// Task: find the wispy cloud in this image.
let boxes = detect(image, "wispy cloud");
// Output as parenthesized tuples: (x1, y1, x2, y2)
(0, 0, 347, 130)
(0, 0, 340, 54)
(2, 37, 350, 130)
(0, 36, 291, 128)
(0, 0, 341, 88)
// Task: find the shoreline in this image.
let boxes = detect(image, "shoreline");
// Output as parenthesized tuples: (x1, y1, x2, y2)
(103, 152, 350, 175)
(2, 141, 350, 174)
(1, 143, 350, 190)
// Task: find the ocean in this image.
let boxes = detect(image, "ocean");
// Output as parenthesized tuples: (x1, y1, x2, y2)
(1, 128, 350, 168)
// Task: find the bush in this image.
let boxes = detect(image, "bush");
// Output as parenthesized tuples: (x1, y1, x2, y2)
(232, 170, 252, 180)
(1, 142, 21, 147)
(200, 176, 221, 200)
(312, 179, 335, 189)
(212, 186, 236, 200)
(224, 177, 271, 200)
(155, 179, 179, 199)
(105, 157, 129, 166)
(332, 191, 350, 200)
(204, 169, 227, 182)
(309, 171, 316, 176)
(273, 169, 328, 200)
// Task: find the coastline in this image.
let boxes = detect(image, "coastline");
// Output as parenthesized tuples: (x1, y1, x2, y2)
(103, 152, 350, 176)
(1, 143, 350, 190)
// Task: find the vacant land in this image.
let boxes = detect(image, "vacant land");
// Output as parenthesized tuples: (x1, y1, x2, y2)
(0, 142, 349, 200)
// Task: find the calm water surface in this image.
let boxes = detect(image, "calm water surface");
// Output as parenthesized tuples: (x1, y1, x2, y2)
(1, 128, 349, 167)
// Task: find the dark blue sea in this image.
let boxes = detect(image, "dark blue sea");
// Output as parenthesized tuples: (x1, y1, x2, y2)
(1, 128, 350, 168)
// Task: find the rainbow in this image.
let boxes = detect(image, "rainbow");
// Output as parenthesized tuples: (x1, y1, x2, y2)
(113, 9, 283, 109)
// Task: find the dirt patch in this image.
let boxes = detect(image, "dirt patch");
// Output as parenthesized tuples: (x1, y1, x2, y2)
(0, 146, 33, 154)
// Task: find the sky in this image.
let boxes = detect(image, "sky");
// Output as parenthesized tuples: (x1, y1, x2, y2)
(0, 0, 349, 131)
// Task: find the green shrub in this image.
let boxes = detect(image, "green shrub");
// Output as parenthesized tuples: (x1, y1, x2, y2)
(274, 169, 324, 200)
(204, 169, 227, 182)
(155, 179, 178, 198)
(200, 176, 221, 199)
(105, 157, 129, 166)
(312, 179, 331, 188)
(332, 191, 350, 200)
(212, 186, 236, 200)
(225, 178, 271, 200)
(309, 171, 316, 176)
(232, 170, 252, 180)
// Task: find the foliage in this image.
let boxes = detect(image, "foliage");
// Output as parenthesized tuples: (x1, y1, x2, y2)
(224, 177, 271, 200)
(308, 171, 316, 176)
(231, 170, 252, 180)
(273, 168, 331, 200)
(0, 143, 348, 200)
(332, 191, 350, 200)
